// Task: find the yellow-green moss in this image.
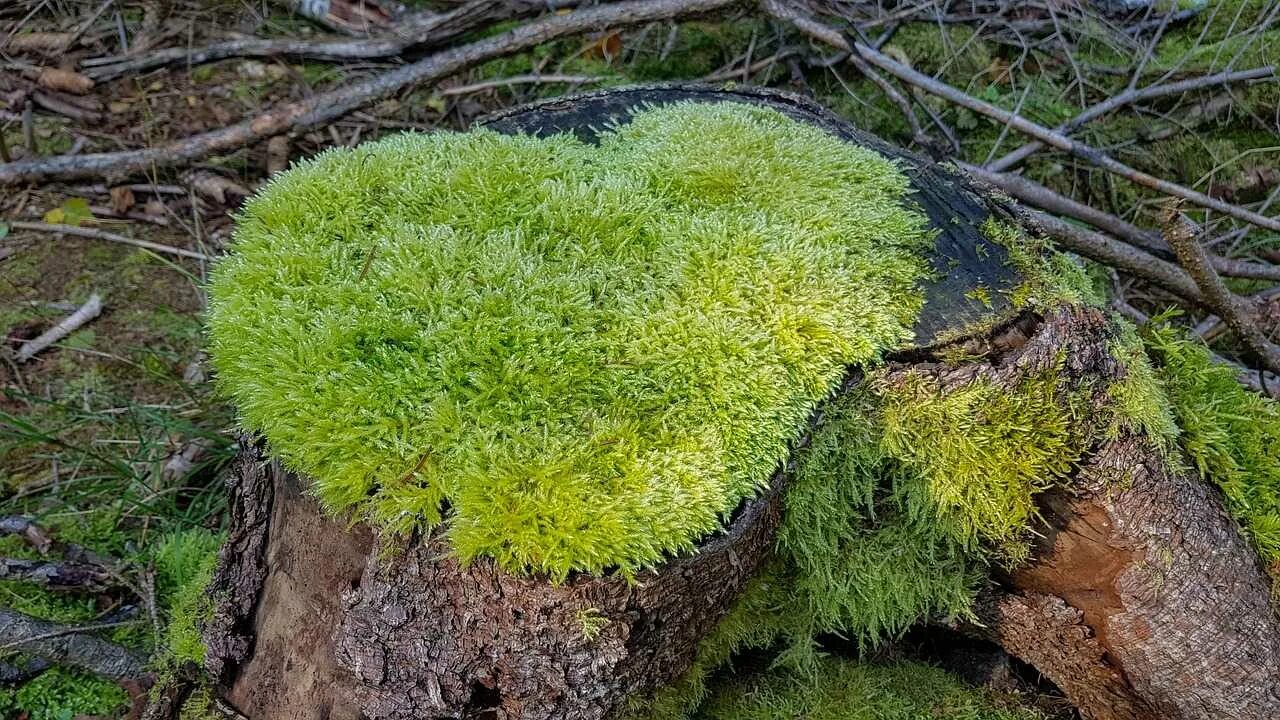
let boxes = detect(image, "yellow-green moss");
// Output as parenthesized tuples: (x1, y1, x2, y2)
(1141, 319, 1280, 564)
(981, 217, 1102, 310)
(208, 101, 935, 580)
(698, 656, 1044, 720)
(627, 367, 1093, 720)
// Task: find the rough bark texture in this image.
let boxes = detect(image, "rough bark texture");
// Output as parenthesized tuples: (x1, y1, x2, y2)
(918, 306, 1280, 720)
(202, 87, 1280, 720)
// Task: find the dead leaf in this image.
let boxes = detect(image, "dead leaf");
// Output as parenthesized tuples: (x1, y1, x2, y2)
(37, 67, 94, 95)
(267, 135, 291, 176)
(109, 186, 136, 214)
(588, 31, 623, 62)
(108, 100, 131, 114)
(986, 58, 1012, 85)
(43, 197, 93, 226)
(184, 170, 250, 205)
(4, 32, 72, 53)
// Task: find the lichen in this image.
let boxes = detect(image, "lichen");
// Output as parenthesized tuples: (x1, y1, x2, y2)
(208, 101, 935, 580)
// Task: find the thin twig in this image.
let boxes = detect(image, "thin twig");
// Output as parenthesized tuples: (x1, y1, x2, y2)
(0, 0, 740, 186)
(439, 73, 600, 96)
(846, 41, 1280, 233)
(1162, 201, 1280, 377)
(962, 163, 1280, 282)
(15, 292, 103, 363)
(9, 221, 212, 260)
(760, 2, 1278, 232)
(82, 0, 577, 80)
(987, 65, 1275, 172)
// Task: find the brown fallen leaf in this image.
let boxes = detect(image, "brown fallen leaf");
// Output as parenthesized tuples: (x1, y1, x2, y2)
(109, 186, 136, 214)
(4, 32, 72, 54)
(37, 67, 94, 95)
(184, 170, 250, 205)
(267, 135, 291, 176)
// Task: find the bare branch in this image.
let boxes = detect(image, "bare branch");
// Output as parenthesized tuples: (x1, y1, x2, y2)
(0, 608, 146, 680)
(962, 163, 1280, 282)
(0, 0, 741, 186)
(14, 292, 103, 363)
(9, 222, 212, 261)
(83, 0, 557, 81)
(845, 41, 1280, 233)
(0, 557, 113, 592)
(987, 65, 1275, 172)
(1162, 202, 1280, 377)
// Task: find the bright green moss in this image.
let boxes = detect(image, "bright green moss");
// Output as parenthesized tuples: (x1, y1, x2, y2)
(629, 370, 1090, 720)
(155, 529, 223, 665)
(0, 667, 129, 720)
(1105, 322, 1180, 449)
(877, 372, 1084, 561)
(697, 656, 1044, 720)
(1142, 320, 1280, 564)
(208, 102, 934, 579)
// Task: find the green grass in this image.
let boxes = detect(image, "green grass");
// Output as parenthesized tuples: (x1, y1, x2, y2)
(697, 656, 1044, 720)
(207, 101, 934, 580)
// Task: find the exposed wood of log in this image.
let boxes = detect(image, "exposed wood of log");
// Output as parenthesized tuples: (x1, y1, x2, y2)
(925, 305, 1280, 720)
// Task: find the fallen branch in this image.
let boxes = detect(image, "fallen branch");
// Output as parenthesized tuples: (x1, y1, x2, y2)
(15, 292, 103, 363)
(849, 41, 1280, 233)
(1162, 202, 1280, 377)
(0, 557, 113, 592)
(0, 657, 51, 688)
(0, 0, 740, 186)
(9, 221, 212, 260)
(986, 65, 1276, 172)
(962, 163, 1280, 282)
(0, 608, 146, 680)
(1015, 206, 1205, 305)
(762, 2, 1280, 233)
(82, 0, 576, 81)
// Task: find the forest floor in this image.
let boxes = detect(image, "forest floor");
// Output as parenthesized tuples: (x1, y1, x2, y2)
(1, 0, 1277, 718)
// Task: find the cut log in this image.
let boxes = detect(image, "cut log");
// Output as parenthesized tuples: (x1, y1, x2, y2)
(201, 86, 1280, 720)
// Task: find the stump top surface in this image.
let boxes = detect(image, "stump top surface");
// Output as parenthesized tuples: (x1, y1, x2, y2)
(482, 84, 1022, 345)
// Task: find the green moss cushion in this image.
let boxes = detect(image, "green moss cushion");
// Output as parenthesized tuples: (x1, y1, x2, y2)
(207, 102, 932, 579)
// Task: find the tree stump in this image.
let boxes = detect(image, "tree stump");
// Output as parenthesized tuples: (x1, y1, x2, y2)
(202, 85, 1280, 720)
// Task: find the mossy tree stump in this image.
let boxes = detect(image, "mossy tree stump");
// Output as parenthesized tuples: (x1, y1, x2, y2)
(201, 86, 1280, 720)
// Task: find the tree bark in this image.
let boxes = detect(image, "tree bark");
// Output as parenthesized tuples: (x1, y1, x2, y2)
(917, 305, 1280, 720)
(201, 86, 1280, 720)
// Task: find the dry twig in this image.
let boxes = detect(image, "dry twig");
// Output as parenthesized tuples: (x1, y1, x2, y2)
(0, 0, 740, 186)
(1162, 201, 1280, 377)
(15, 292, 103, 363)
(9, 222, 212, 260)
(963, 163, 1280, 282)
